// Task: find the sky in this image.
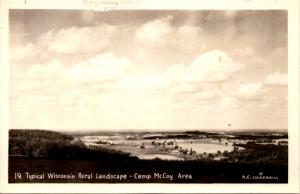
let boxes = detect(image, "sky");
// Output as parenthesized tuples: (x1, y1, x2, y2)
(9, 10, 287, 131)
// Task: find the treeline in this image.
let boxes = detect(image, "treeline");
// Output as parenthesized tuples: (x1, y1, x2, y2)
(10, 129, 74, 140)
(229, 135, 288, 140)
(143, 134, 192, 140)
(9, 129, 136, 161)
(223, 142, 288, 164)
(184, 130, 288, 140)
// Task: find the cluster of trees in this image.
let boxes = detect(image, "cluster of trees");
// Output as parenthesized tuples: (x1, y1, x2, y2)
(9, 129, 136, 161)
(9, 129, 74, 157)
(10, 129, 73, 141)
(222, 142, 288, 164)
(229, 133, 288, 141)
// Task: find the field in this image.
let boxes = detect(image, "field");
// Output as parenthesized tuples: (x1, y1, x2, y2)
(81, 135, 236, 160)
(9, 129, 288, 183)
(77, 130, 287, 161)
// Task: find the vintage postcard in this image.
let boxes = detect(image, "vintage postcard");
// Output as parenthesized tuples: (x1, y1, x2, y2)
(0, 0, 299, 193)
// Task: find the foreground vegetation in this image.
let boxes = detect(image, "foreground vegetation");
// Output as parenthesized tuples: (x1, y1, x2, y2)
(225, 142, 288, 163)
(9, 129, 136, 161)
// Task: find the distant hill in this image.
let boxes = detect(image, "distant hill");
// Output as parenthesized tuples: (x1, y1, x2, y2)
(10, 129, 74, 141)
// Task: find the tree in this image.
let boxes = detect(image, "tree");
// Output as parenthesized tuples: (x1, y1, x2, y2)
(223, 150, 229, 157)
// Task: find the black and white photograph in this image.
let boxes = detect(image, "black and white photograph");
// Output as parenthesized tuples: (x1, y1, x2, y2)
(8, 9, 289, 183)
(1, 0, 299, 193)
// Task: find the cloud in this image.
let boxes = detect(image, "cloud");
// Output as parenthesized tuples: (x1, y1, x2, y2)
(237, 82, 264, 101)
(66, 52, 132, 83)
(169, 82, 200, 94)
(120, 49, 243, 100)
(192, 91, 216, 100)
(136, 15, 203, 45)
(182, 50, 244, 83)
(264, 71, 288, 86)
(26, 59, 64, 80)
(133, 50, 243, 99)
(9, 11, 287, 130)
(46, 24, 116, 54)
(135, 15, 174, 44)
(119, 49, 242, 96)
(10, 43, 36, 62)
(10, 24, 117, 63)
(11, 49, 244, 121)
(132, 16, 205, 73)
(214, 96, 240, 113)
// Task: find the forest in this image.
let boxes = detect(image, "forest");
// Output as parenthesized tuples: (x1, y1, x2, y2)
(9, 129, 136, 161)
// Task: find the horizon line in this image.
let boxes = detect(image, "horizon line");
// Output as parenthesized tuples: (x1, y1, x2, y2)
(10, 128, 288, 132)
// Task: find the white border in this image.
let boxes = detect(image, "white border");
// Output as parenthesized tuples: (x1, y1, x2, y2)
(0, 0, 299, 193)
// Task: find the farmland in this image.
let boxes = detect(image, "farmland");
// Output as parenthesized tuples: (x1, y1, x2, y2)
(77, 130, 287, 161)
(9, 129, 288, 183)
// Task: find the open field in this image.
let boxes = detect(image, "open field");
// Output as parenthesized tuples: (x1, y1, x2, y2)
(78, 130, 287, 161)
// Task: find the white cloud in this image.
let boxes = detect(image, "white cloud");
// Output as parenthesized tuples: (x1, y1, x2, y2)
(11, 49, 245, 126)
(113, 50, 242, 100)
(237, 82, 264, 101)
(139, 50, 244, 96)
(11, 43, 36, 62)
(131, 50, 243, 98)
(135, 15, 174, 44)
(170, 82, 200, 94)
(66, 52, 132, 83)
(47, 24, 116, 54)
(135, 15, 203, 52)
(183, 50, 244, 83)
(214, 96, 240, 113)
(26, 59, 64, 80)
(132, 16, 204, 73)
(10, 24, 117, 62)
(264, 71, 288, 86)
(163, 64, 185, 84)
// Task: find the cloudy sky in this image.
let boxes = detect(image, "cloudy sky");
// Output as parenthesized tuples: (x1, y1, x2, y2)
(9, 10, 287, 130)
